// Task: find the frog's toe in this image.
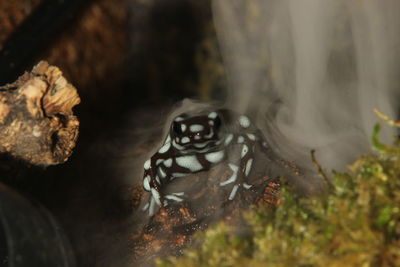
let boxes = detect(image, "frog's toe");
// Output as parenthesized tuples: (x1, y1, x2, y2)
(151, 188, 161, 206)
(142, 202, 150, 211)
(143, 197, 157, 216)
(243, 182, 252, 189)
(227, 182, 253, 200)
(220, 163, 239, 186)
(228, 184, 240, 200)
(164, 192, 185, 205)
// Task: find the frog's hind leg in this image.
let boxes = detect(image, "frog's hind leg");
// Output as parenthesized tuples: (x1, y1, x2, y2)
(220, 134, 256, 200)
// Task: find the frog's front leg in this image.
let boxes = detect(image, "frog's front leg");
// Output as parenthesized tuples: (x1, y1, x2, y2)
(142, 157, 164, 216)
(142, 149, 226, 215)
(162, 150, 226, 201)
(143, 165, 184, 215)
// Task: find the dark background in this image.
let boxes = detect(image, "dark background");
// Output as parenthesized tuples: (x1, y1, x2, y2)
(0, 0, 226, 265)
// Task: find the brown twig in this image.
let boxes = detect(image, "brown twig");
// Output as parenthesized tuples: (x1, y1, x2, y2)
(311, 149, 335, 191)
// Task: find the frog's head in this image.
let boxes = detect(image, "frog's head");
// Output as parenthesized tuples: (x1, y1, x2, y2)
(170, 111, 222, 151)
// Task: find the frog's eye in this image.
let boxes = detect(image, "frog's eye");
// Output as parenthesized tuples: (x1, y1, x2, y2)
(173, 122, 183, 135)
(213, 115, 222, 130)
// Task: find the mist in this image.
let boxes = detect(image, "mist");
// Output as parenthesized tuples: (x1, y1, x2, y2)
(212, 0, 400, 171)
(118, 1, 400, 265)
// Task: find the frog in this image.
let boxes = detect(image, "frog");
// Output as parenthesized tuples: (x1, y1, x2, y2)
(141, 108, 271, 216)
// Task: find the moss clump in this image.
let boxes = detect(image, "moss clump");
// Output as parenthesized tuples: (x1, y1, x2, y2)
(157, 122, 400, 267)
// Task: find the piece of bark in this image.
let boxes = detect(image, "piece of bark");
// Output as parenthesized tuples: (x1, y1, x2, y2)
(0, 61, 80, 166)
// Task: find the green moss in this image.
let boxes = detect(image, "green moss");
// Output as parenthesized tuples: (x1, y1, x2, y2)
(157, 121, 400, 267)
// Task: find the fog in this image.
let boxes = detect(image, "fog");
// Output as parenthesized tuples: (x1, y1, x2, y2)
(212, 0, 400, 171)
(118, 2, 400, 265)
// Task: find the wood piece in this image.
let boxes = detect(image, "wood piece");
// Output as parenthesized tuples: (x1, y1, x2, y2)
(0, 61, 80, 166)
